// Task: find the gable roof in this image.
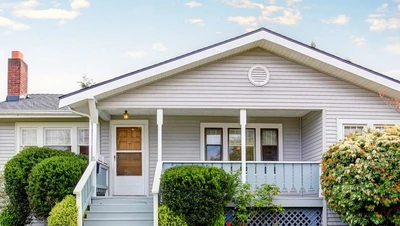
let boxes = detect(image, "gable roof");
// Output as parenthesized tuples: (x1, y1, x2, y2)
(59, 27, 400, 108)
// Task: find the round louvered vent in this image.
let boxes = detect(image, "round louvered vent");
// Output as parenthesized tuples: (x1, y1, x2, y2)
(247, 65, 270, 86)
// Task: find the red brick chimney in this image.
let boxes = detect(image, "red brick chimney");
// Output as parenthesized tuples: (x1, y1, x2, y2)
(7, 51, 28, 102)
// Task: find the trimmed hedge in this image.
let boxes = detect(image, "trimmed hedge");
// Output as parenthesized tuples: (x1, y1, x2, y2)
(159, 205, 188, 226)
(161, 165, 236, 226)
(2, 147, 87, 225)
(28, 156, 88, 219)
(47, 195, 78, 226)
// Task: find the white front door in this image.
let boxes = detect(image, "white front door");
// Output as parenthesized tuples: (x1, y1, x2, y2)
(113, 125, 147, 195)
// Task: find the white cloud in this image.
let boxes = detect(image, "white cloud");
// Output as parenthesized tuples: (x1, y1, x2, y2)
(269, 0, 277, 4)
(11, 0, 90, 23)
(387, 36, 400, 41)
(385, 43, 400, 55)
(187, 18, 205, 26)
(228, 16, 257, 26)
(0, 15, 30, 30)
(349, 35, 367, 46)
(398, 4, 400, 10)
(126, 51, 147, 58)
(366, 18, 400, 31)
(18, 0, 39, 9)
(0, 9, 3, 13)
(246, 27, 256, 32)
(287, 0, 302, 6)
(224, 0, 302, 26)
(324, 14, 349, 25)
(216, 31, 222, 35)
(376, 3, 389, 12)
(70, 0, 90, 11)
(224, 0, 264, 9)
(185, 1, 202, 8)
(152, 43, 168, 51)
(14, 8, 79, 19)
(264, 8, 302, 25)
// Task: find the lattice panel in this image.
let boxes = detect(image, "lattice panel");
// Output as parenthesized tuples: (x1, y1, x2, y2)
(225, 207, 322, 226)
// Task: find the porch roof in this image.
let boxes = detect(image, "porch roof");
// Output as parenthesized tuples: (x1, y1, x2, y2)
(59, 27, 400, 109)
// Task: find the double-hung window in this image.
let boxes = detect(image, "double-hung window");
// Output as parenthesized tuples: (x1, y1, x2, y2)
(17, 122, 89, 155)
(201, 123, 282, 161)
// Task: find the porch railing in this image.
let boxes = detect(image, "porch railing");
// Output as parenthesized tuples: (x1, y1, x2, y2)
(74, 160, 109, 226)
(152, 161, 321, 226)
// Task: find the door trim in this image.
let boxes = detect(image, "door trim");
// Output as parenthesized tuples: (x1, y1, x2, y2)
(109, 120, 149, 196)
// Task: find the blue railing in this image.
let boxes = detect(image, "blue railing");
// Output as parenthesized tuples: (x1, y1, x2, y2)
(162, 161, 320, 197)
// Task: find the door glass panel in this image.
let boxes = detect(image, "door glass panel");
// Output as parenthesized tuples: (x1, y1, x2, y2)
(117, 127, 142, 150)
(117, 153, 142, 176)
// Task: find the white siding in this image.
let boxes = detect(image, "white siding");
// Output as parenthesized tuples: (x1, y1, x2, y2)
(100, 48, 400, 151)
(100, 120, 110, 163)
(0, 123, 15, 168)
(301, 111, 323, 161)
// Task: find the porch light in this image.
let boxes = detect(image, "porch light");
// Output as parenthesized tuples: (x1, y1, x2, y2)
(123, 110, 129, 120)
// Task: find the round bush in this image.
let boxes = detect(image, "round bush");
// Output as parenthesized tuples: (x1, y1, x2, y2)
(161, 165, 237, 226)
(321, 125, 400, 226)
(3, 147, 84, 225)
(47, 195, 77, 226)
(159, 205, 188, 226)
(27, 156, 88, 219)
(0, 204, 28, 226)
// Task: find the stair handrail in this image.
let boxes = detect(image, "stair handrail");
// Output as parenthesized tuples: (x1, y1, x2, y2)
(151, 161, 163, 226)
(74, 160, 97, 226)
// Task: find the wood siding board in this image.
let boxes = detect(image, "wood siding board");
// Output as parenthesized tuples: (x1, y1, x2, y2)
(301, 111, 323, 161)
(0, 123, 15, 168)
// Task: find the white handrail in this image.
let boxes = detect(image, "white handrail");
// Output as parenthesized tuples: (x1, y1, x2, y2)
(74, 161, 96, 226)
(152, 161, 163, 226)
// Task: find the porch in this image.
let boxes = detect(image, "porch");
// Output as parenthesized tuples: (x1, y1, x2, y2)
(73, 108, 326, 226)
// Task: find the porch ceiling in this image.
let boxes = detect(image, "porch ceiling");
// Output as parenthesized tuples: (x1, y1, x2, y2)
(105, 108, 313, 117)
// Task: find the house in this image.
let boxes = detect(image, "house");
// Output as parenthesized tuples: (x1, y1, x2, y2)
(1, 28, 399, 226)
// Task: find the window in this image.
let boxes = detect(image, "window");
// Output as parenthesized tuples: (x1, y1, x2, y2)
(205, 128, 222, 161)
(21, 128, 37, 149)
(201, 123, 282, 161)
(338, 119, 400, 140)
(78, 128, 89, 156)
(16, 122, 89, 154)
(228, 128, 255, 161)
(44, 128, 72, 151)
(261, 129, 278, 161)
(343, 125, 365, 136)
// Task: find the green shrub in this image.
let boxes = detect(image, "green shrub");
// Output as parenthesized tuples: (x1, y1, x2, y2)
(232, 182, 283, 225)
(161, 165, 237, 226)
(321, 125, 400, 226)
(159, 205, 188, 226)
(0, 168, 8, 209)
(27, 156, 87, 220)
(3, 147, 82, 225)
(47, 195, 77, 226)
(0, 204, 28, 226)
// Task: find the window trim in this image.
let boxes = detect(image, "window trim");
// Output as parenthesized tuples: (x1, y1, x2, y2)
(337, 119, 400, 140)
(205, 128, 223, 161)
(200, 123, 283, 161)
(15, 122, 88, 154)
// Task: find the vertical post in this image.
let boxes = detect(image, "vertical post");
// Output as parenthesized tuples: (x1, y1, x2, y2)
(76, 193, 82, 226)
(153, 194, 159, 226)
(157, 109, 163, 162)
(88, 121, 93, 161)
(92, 122, 98, 197)
(240, 109, 247, 183)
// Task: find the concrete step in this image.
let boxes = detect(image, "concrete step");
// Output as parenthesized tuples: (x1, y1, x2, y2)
(84, 218, 153, 226)
(92, 197, 153, 204)
(86, 211, 153, 219)
(89, 203, 153, 211)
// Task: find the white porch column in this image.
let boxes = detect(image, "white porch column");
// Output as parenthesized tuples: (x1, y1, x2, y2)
(240, 109, 247, 182)
(88, 98, 99, 197)
(157, 109, 163, 162)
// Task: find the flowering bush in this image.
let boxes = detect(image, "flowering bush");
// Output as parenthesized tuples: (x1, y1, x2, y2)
(321, 125, 400, 225)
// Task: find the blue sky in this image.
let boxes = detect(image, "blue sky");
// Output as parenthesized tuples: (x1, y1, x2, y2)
(0, 0, 399, 100)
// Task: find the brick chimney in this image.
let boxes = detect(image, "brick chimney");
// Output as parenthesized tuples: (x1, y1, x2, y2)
(7, 51, 28, 102)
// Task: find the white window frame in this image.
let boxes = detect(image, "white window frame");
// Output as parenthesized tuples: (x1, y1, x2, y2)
(200, 123, 283, 161)
(15, 122, 89, 154)
(337, 119, 400, 140)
